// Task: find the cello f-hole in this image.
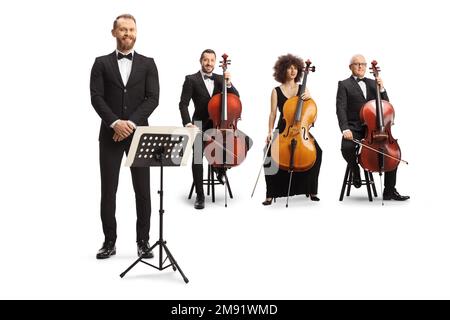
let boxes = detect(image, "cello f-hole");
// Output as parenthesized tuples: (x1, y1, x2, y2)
(302, 127, 308, 140)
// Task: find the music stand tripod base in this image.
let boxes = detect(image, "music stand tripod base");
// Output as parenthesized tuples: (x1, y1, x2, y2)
(120, 127, 197, 284)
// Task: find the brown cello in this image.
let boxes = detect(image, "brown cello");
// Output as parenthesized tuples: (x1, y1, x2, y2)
(204, 53, 249, 168)
(271, 59, 317, 172)
(357, 60, 403, 173)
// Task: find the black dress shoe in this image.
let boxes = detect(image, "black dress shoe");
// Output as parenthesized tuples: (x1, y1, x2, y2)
(194, 195, 205, 209)
(309, 195, 320, 201)
(351, 166, 362, 188)
(137, 240, 154, 259)
(262, 198, 273, 206)
(383, 189, 410, 201)
(96, 240, 116, 259)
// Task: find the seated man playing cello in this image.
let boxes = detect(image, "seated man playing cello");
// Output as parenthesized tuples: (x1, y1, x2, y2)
(336, 54, 409, 201)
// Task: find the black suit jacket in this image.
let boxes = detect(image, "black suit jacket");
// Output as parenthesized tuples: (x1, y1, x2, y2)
(90, 51, 159, 141)
(179, 71, 239, 129)
(336, 76, 389, 132)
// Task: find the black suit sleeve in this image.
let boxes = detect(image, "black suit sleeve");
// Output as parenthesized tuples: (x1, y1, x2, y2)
(381, 90, 389, 102)
(129, 58, 160, 124)
(90, 58, 119, 126)
(179, 76, 193, 126)
(228, 85, 239, 97)
(336, 80, 349, 132)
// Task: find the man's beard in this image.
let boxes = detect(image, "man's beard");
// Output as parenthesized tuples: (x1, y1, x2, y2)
(117, 37, 136, 51)
(202, 65, 214, 74)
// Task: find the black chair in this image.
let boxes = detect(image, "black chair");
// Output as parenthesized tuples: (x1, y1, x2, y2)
(188, 164, 233, 203)
(339, 164, 377, 201)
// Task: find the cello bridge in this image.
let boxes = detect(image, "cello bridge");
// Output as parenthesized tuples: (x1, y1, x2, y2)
(372, 132, 389, 141)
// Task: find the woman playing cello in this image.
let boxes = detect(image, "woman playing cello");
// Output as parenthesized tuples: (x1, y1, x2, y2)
(263, 54, 322, 205)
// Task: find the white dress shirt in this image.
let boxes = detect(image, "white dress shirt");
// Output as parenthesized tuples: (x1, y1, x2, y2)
(354, 76, 367, 99)
(117, 49, 134, 86)
(200, 70, 214, 97)
(110, 49, 136, 129)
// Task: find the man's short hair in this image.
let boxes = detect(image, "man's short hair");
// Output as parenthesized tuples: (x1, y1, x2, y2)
(113, 14, 136, 30)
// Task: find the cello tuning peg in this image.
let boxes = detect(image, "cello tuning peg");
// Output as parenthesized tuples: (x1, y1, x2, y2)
(311, 66, 316, 72)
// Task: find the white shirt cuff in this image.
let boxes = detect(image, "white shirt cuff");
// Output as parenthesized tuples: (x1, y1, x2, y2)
(110, 120, 119, 128)
(127, 120, 136, 129)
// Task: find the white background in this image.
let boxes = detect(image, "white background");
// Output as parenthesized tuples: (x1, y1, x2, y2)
(0, 0, 449, 299)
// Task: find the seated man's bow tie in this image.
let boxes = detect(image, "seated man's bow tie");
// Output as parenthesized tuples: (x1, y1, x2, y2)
(118, 52, 133, 60)
(203, 74, 213, 80)
(357, 77, 365, 82)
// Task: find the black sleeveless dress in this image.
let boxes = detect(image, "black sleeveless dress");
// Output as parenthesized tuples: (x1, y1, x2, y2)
(264, 86, 322, 198)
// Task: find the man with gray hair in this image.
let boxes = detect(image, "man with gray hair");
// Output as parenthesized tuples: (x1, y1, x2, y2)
(336, 54, 409, 201)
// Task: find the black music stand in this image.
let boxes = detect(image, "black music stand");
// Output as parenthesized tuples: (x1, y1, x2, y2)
(120, 126, 196, 283)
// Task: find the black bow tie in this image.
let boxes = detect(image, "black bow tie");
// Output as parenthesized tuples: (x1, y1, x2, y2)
(118, 52, 133, 60)
(357, 77, 365, 82)
(203, 74, 213, 80)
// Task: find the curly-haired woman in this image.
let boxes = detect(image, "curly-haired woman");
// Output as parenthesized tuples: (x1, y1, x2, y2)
(263, 54, 322, 205)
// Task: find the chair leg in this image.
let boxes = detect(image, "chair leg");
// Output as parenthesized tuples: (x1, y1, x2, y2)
(364, 170, 373, 201)
(207, 165, 211, 196)
(339, 165, 350, 201)
(188, 182, 195, 200)
(369, 172, 377, 197)
(210, 166, 215, 203)
(346, 169, 352, 197)
(224, 172, 233, 199)
(189, 164, 235, 204)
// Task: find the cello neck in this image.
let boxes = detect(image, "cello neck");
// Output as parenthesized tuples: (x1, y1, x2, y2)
(371, 60, 385, 131)
(220, 54, 230, 123)
(294, 60, 314, 122)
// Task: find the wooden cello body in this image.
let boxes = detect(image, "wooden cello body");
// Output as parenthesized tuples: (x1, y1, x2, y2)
(205, 54, 249, 168)
(358, 61, 401, 173)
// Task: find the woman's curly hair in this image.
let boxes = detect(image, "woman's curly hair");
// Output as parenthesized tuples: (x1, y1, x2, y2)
(273, 54, 304, 83)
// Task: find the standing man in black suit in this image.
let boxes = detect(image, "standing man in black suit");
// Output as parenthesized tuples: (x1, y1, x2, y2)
(90, 14, 160, 259)
(336, 54, 409, 201)
(179, 49, 239, 209)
